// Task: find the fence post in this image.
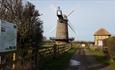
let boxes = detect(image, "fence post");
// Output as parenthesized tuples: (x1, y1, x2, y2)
(53, 44, 57, 59)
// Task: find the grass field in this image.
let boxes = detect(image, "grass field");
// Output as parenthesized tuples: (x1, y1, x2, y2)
(40, 47, 76, 70)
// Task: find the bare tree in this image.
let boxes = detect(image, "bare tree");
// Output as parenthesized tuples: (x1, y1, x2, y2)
(0, 0, 43, 70)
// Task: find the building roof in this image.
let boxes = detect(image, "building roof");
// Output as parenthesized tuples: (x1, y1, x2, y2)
(94, 28, 111, 36)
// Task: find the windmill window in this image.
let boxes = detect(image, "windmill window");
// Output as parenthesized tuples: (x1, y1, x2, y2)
(1, 27, 5, 32)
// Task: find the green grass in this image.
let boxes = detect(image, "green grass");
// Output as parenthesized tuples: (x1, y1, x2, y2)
(89, 48, 110, 65)
(95, 53, 109, 65)
(40, 48, 76, 70)
(110, 62, 115, 69)
(89, 47, 115, 69)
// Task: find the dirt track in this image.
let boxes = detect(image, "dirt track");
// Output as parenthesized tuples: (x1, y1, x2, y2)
(67, 48, 109, 70)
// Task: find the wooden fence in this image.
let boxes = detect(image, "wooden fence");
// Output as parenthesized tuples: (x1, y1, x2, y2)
(38, 44, 72, 59)
(0, 43, 72, 70)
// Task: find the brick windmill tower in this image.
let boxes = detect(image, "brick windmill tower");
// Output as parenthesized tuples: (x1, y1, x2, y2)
(50, 7, 74, 45)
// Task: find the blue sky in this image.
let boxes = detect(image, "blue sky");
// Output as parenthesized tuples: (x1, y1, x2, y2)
(27, 0, 115, 41)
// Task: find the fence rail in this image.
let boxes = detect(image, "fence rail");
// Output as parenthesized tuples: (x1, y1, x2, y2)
(0, 43, 72, 70)
(38, 44, 71, 59)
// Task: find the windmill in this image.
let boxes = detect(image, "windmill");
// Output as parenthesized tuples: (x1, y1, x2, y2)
(50, 6, 77, 45)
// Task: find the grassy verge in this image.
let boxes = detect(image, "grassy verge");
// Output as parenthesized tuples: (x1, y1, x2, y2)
(89, 47, 115, 69)
(109, 62, 115, 69)
(89, 47, 110, 65)
(94, 51, 109, 65)
(41, 48, 76, 70)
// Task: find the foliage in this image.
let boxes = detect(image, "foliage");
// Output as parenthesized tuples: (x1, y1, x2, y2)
(103, 37, 115, 59)
(0, 0, 43, 70)
(0, 0, 43, 48)
(40, 48, 76, 70)
(106, 37, 115, 52)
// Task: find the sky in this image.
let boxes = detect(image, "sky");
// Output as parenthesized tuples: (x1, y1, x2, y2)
(27, 0, 115, 41)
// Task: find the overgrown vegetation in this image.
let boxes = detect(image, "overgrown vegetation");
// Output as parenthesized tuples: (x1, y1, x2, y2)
(95, 50, 115, 69)
(40, 47, 76, 70)
(0, 0, 43, 48)
(89, 47, 115, 70)
(103, 37, 115, 60)
(0, 0, 43, 70)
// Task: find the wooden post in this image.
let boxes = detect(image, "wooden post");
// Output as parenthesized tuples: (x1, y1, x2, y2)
(53, 44, 57, 59)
